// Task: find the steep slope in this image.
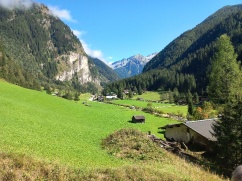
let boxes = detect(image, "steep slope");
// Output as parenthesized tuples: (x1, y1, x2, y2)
(91, 57, 120, 84)
(105, 4, 242, 94)
(144, 4, 242, 72)
(0, 3, 103, 91)
(111, 53, 156, 78)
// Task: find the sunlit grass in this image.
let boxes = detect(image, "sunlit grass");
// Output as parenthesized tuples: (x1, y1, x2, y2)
(0, 80, 176, 169)
(132, 91, 161, 101)
(112, 99, 187, 117)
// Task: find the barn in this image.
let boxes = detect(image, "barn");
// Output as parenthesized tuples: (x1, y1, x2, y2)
(132, 115, 145, 123)
(160, 119, 217, 150)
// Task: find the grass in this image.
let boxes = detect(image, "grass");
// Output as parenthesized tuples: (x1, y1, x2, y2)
(112, 99, 188, 117)
(132, 91, 161, 101)
(0, 80, 228, 180)
(0, 80, 176, 169)
(0, 129, 228, 180)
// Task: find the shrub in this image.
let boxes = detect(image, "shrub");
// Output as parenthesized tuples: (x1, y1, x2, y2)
(102, 128, 166, 161)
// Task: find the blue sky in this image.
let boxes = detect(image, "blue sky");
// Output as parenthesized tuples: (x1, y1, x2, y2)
(10, 0, 242, 63)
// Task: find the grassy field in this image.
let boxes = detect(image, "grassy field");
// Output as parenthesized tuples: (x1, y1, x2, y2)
(0, 80, 177, 169)
(112, 99, 188, 117)
(132, 91, 161, 101)
(0, 80, 228, 180)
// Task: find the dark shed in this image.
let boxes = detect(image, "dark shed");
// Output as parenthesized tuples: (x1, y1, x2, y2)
(132, 115, 145, 123)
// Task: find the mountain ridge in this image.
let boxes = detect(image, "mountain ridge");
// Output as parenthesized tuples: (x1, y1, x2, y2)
(111, 53, 157, 78)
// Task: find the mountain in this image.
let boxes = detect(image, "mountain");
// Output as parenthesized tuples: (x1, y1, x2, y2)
(105, 4, 242, 94)
(143, 4, 242, 72)
(91, 57, 120, 85)
(0, 3, 111, 92)
(111, 53, 156, 78)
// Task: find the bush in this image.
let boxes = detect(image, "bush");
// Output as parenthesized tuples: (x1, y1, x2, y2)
(102, 128, 166, 161)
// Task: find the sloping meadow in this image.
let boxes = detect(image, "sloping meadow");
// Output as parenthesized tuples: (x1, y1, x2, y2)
(0, 80, 227, 180)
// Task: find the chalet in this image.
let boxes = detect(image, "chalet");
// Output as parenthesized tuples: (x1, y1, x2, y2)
(160, 119, 217, 150)
(132, 115, 145, 123)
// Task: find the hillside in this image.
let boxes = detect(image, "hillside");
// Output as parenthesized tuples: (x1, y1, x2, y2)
(144, 5, 242, 72)
(0, 80, 227, 180)
(91, 57, 120, 84)
(0, 3, 113, 92)
(105, 4, 242, 94)
(111, 53, 156, 78)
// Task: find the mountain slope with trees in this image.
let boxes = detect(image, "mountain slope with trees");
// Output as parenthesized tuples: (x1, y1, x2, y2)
(104, 4, 242, 96)
(0, 3, 113, 92)
(91, 57, 120, 85)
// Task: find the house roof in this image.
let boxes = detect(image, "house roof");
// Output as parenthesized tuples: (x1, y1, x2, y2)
(161, 119, 218, 141)
(184, 119, 217, 141)
(133, 115, 145, 119)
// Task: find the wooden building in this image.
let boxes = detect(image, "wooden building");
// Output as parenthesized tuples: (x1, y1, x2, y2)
(160, 119, 217, 150)
(132, 115, 145, 123)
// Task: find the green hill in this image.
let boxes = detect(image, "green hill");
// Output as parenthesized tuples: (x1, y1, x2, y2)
(0, 80, 227, 180)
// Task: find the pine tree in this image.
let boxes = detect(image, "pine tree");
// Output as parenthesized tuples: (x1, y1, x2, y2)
(138, 85, 142, 95)
(187, 91, 194, 117)
(207, 34, 242, 104)
(212, 100, 242, 174)
(128, 89, 133, 99)
(117, 88, 123, 99)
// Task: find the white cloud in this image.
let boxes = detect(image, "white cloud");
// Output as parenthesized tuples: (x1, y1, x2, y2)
(48, 5, 76, 22)
(72, 30, 85, 38)
(72, 29, 108, 64)
(81, 39, 105, 61)
(0, 0, 34, 9)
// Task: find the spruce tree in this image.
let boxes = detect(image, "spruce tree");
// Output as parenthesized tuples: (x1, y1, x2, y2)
(207, 34, 242, 104)
(212, 100, 242, 174)
(187, 91, 194, 117)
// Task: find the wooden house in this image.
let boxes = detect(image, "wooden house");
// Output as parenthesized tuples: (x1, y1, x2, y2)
(132, 115, 145, 123)
(160, 119, 217, 150)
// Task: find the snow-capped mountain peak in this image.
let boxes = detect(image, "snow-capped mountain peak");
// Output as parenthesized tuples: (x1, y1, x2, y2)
(110, 52, 157, 78)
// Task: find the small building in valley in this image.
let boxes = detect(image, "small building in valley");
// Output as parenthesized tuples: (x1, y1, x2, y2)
(132, 115, 145, 123)
(160, 119, 217, 150)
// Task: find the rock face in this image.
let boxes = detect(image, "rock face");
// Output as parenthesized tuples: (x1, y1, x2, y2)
(111, 53, 157, 78)
(56, 53, 95, 84)
(0, 3, 103, 90)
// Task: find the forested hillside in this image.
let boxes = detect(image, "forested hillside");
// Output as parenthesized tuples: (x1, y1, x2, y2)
(105, 5, 242, 95)
(92, 57, 120, 85)
(0, 3, 114, 92)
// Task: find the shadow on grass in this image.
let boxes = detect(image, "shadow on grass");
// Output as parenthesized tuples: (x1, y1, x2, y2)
(157, 130, 165, 135)
(128, 120, 135, 124)
(128, 120, 146, 124)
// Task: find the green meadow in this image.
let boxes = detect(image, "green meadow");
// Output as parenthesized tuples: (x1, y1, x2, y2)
(0, 80, 228, 180)
(0, 80, 177, 169)
(132, 91, 161, 101)
(112, 99, 188, 116)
